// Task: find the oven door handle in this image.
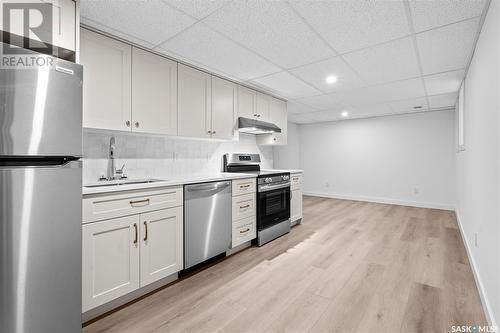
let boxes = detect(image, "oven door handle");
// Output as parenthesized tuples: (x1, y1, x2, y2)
(258, 182, 291, 192)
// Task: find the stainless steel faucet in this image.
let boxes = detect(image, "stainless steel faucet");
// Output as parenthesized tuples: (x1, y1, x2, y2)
(107, 137, 116, 180)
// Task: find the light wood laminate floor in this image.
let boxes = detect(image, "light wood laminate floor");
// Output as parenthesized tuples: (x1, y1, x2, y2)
(84, 197, 487, 333)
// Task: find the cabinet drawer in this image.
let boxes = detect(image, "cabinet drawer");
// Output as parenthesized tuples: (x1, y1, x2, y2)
(232, 193, 256, 221)
(232, 216, 256, 248)
(232, 178, 256, 196)
(291, 174, 302, 191)
(83, 186, 183, 223)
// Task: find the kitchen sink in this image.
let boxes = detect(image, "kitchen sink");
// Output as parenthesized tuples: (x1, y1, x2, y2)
(84, 179, 165, 188)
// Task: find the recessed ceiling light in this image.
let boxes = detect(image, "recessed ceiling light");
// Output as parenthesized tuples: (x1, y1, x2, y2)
(341, 111, 349, 118)
(326, 75, 338, 84)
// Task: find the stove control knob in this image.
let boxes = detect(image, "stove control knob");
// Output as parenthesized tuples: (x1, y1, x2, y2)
(282, 175, 289, 181)
(265, 177, 273, 183)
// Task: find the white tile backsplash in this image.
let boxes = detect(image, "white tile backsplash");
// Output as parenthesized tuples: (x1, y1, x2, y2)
(83, 130, 273, 184)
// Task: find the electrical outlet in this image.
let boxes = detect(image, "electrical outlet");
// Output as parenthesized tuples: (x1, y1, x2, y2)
(414, 187, 420, 195)
(475, 233, 478, 247)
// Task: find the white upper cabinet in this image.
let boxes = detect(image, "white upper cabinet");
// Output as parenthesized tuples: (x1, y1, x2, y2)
(140, 207, 183, 286)
(211, 77, 237, 140)
(256, 92, 271, 122)
(81, 29, 132, 131)
(238, 86, 257, 120)
(132, 47, 178, 136)
(178, 64, 212, 138)
(257, 98, 288, 145)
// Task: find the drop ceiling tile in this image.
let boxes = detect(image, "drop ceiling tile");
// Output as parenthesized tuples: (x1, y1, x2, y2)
(335, 78, 426, 105)
(289, 0, 410, 54)
(417, 18, 480, 75)
(80, 0, 196, 46)
(251, 71, 321, 99)
(288, 113, 316, 124)
(158, 23, 280, 80)
(163, 0, 230, 19)
(343, 37, 420, 85)
(289, 56, 366, 93)
(203, 0, 334, 68)
(287, 101, 319, 114)
(424, 69, 465, 96)
(306, 110, 344, 122)
(428, 93, 458, 109)
(409, 0, 486, 32)
(348, 103, 394, 118)
(389, 97, 429, 113)
(294, 94, 346, 111)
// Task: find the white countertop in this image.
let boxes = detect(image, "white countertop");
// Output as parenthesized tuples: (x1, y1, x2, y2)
(262, 169, 304, 174)
(82, 172, 257, 196)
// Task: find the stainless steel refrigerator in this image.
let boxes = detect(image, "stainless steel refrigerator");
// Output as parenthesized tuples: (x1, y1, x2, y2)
(0, 43, 83, 333)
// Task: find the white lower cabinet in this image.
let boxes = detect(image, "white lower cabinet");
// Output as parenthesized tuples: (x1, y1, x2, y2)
(82, 194, 183, 312)
(82, 215, 140, 312)
(140, 207, 183, 286)
(231, 178, 257, 248)
(291, 189, 303, 223)
(290, 173, 303, 224)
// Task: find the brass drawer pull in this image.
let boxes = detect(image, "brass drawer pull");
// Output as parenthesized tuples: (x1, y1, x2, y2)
(143, 221, 148, 241)
(240, 228, 250, 234)
(240, 204, 250, 209)
(133, 223, 138, 245)
(129, 198, 150, 207)
(240, 184, 251, 189)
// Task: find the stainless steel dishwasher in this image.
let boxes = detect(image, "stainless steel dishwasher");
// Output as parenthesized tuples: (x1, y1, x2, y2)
(184, 181, 232, 269)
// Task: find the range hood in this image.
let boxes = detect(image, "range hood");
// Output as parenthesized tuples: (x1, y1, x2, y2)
(238, 117, 281, 135)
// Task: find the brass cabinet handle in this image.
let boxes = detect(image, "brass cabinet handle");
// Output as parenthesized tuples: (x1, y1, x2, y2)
(133, 223, 138, 245)
(129, 198, 150, 207)
(212, 130, 216, 134)
(126, 120, 131, 127)
(240, 228, 250, 234)
(240, 184, 250, 189)
(135, 121, 140, 128)
(240, 204, 250, 209)
(143, 221, 148, 241)
(207, 130, 212, 134)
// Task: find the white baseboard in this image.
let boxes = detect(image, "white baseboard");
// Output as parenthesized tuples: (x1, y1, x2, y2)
(302, 191, 455, 211)
(455, 210, 497, 329)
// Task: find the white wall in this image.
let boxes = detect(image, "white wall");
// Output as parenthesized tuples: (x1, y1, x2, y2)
(455, 0, 500, 326)
(273, 122, 301, 170)
(281, 110, 456, 209)
(83, 132, 273, 184)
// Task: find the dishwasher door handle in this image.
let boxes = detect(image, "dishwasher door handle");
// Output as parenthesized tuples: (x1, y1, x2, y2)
(186, 182, 230, 192)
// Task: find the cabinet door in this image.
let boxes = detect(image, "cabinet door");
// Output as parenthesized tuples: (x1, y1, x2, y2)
(256, 92, 271, 122)
(140, 207, 184, 286)
(132, 47, 178, 135)
(291, 189, 303, 222)
(82, 215, 140, 312)
(257, 98, 288, 145)
(238, 86, 257, 119)
(178, 64, 212, 138)
(211, 77, 237, 140)
(53, 0, 76, 51)
(81, 29, 132, 131)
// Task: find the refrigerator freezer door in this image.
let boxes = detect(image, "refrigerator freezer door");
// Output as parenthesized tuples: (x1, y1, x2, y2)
(0, 161, 82, 333)
(0, 51, 83, 157)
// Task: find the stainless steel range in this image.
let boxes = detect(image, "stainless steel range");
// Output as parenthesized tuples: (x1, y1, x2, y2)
(223, 153, 291, 246)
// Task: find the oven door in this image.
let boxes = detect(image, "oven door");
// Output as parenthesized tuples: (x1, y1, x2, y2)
(257, 184, 291, 230)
